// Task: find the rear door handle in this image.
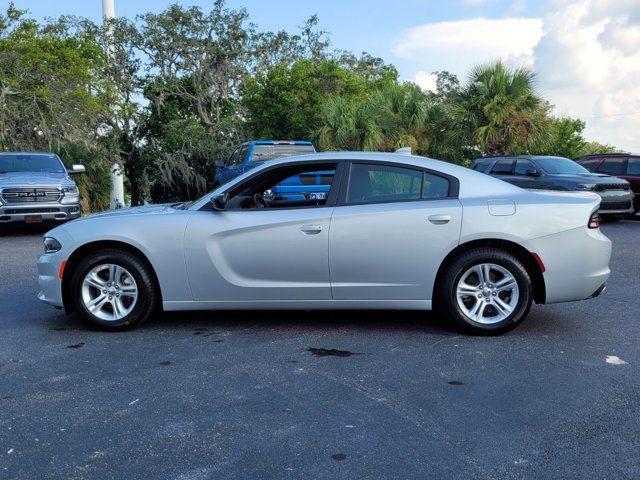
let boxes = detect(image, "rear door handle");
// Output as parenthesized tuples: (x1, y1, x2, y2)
(301, 224, 323, 234)
(428, 214, 451, 225)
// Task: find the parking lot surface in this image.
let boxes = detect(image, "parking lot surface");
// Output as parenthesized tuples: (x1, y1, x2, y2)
(1, 219, 639, 479)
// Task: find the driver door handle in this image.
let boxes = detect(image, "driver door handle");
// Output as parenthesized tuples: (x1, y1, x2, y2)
(428, 214, 451, 225)
(301, 224, 323, 234)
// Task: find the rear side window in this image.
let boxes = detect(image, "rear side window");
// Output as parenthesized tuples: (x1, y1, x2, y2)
(423, 173, 450, 199)
(597, 157, 625, 175)
(347, 164, 422, 204)
(490, 160, 515, 175)
(627, 158, 640, 175)
(472, 162, 488, 172)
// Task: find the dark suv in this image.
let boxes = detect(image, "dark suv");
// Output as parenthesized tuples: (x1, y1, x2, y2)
(473, 155, 634, 218)
(575, 154, 640, 213)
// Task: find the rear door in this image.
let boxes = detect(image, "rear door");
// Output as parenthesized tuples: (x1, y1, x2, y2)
(329, 161, 462, 301)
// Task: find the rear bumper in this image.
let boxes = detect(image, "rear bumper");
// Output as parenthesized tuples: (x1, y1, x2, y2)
(524, 226, 612, 304)
(0, 203, 81, 223)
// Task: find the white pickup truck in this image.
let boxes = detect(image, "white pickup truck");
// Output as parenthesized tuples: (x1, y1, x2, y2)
(0, 152, 85, 224)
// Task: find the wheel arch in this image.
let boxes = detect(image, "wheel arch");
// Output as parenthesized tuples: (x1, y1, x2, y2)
(61, 240, 162, 314)
(434, 238, 546, 305)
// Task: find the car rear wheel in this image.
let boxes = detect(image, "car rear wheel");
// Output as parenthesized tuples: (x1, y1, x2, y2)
(437, 248, 533, 335)
(70, 249, 158, 330)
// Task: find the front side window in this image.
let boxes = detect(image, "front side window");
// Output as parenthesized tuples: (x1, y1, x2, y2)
(490, 160, 515, 175)
(597, 157, 626, 175)
(577, 158, 601, 171)
(627, 157, 640, 175)
(224, 163, 337, 210)
(227, 148, 240, 166)
(535, 156, 588, 174)
(0, 154, 65, 174)
(238, 145, 251, 164)
(514, 159, 537, 175)
(347, 164, 422, 204)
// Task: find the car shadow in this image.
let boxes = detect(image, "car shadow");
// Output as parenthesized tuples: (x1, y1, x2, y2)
(0, 224, 54, 236)
(149, 309, 459, 336)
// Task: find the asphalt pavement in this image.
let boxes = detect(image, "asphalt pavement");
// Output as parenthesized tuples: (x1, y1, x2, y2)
(1, 219, 639, 479)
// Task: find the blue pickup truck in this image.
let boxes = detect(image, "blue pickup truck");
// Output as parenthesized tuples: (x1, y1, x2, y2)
(214, 140, 332, 201)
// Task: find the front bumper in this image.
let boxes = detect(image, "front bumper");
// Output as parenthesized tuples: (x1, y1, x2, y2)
(597, 190, 635, 215)
(0, 202, 81, 223)
(37, 251, 65, 308)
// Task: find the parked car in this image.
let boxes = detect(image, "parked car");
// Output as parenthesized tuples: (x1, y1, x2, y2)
(38, 152, 611, 335)
(575, 153, 640, 213)
(213, 140, 330, 201)
(0, 152, 85, 224)
(473, 155, 634, 219)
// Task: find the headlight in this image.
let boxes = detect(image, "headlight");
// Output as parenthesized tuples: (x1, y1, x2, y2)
(43, 237, 62, 254)
(576, 184, 596, 191)
(61, 186, 79, 205)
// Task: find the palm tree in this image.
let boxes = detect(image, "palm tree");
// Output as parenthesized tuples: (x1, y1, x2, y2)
(449, 61, 552, 156)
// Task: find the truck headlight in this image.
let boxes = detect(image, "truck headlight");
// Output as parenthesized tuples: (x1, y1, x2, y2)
(44, 237, 62, 254)
(61, 186, 79, 205)
(576, 184, 596, 191)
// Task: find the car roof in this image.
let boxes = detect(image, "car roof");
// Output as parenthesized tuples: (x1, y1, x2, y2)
(241, 140, 314, 146)
(0, 151, 57, 156)
(475, 155, 571, 161)
(578, 153, 639, 158)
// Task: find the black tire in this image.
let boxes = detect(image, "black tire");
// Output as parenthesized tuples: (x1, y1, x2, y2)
(70, 248, 159, 330)
(436, 248, 533, 335)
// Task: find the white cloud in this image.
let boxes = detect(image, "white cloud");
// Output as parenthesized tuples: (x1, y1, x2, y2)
(414, 71, 438, 91)
(393, 1, 640, 151)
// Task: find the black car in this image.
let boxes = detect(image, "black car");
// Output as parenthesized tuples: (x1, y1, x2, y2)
(472, 155, 634, 218)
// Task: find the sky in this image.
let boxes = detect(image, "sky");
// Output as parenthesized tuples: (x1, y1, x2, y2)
(14, 0, 640, 151)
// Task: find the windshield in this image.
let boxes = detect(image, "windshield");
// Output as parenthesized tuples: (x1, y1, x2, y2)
(535, 157, 589, 175)
(251, 144, 315, 162)
(0, 154, 65, 174)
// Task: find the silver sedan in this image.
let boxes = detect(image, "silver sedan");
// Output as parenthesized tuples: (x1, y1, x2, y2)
(37, 152, 612, 334)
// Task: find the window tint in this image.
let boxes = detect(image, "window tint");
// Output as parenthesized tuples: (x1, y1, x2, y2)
(227, 148, 240, 166)
(628, 158, 640, 175)
(597, 157, 625, 175)
(422, 173, 450, 199)
(238, 145, 251, 164)
(577, 158, 601, 171)
(347, 164, 422, 204)
(514, 159, 537, 175)
(490, 159, 515, 175)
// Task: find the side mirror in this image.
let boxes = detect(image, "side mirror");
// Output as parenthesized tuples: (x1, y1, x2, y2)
(525, 168, 540, 177)
(67, 164, 86, 175)
(214, 160, 225, 168)
(209, 193, 229, 211)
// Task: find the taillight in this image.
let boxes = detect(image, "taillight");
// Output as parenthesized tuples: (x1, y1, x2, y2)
(588, 211, 600, 229)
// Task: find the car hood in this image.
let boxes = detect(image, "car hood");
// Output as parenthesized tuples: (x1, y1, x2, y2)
(0, 171, 75, 187)
(77, 203, 182, 221)
(545, 173, 628, 184)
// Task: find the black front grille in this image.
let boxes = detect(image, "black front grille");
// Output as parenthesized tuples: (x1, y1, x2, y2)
(601, 201, 632, 210)
(1, 187, 62, 204)
(595, 183, 630, 191)
(4, 208, 61, 214)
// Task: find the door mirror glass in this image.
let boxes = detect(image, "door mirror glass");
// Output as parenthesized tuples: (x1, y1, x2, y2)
(215, 160, 225, 168)
(525, 168, 540, 177)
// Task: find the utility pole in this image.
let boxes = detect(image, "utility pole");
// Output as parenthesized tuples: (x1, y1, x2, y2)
(103, 0, 126, 209)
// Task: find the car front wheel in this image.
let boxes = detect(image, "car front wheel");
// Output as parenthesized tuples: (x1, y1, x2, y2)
(70, 249, 158, 330)
(437, 248, 533, 335)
